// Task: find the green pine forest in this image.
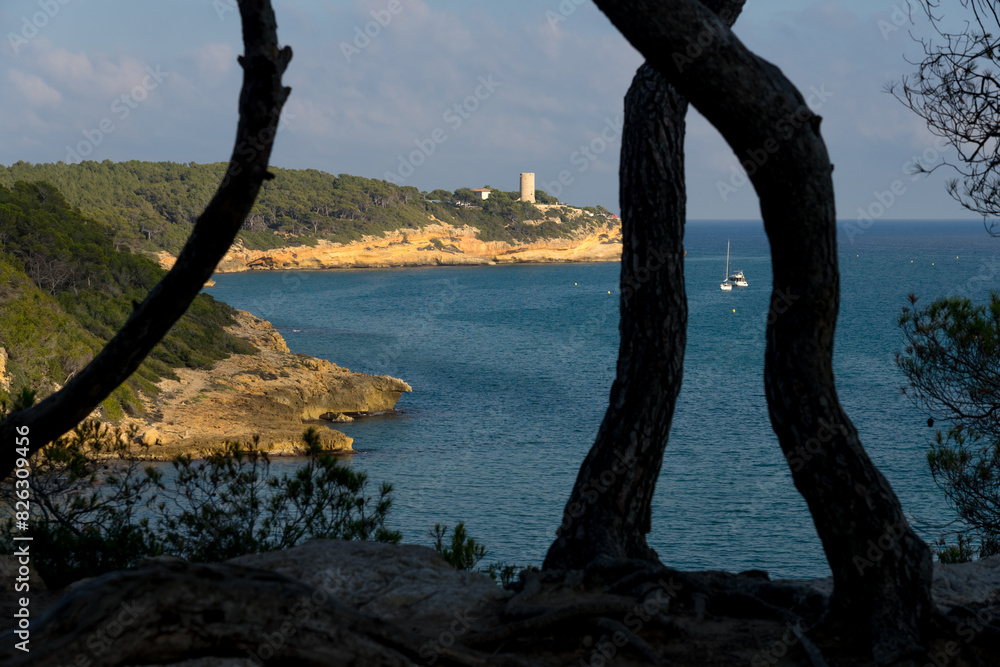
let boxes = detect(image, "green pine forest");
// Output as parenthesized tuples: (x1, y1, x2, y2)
(0, 161, 615, 420)
(0, 180, 256, 418)
(0, 161, 615, 255)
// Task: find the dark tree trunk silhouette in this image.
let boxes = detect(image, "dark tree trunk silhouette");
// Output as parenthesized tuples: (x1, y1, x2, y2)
(549, 0, 933, 660)
(0, 0, 292, 480)
(544, 68, 689, 567)
(545, 1, 744, 567)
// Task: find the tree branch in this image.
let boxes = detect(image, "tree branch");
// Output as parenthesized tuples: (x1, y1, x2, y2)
(891, 0, 1000, 229)
(0, 0, 292, 480)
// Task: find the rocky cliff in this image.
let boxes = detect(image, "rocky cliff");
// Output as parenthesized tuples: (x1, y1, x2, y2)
(0, 347, 9, 393)
(158, 221, 623, 273)
(124, 310, 411, 458)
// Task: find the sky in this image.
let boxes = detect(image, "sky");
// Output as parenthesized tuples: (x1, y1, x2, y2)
(0, 0, 982, 221)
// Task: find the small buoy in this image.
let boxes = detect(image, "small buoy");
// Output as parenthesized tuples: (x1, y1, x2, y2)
(574, 283, 577, 286)
(932, 263, 935, 265)
(608, 291, 611, 294)
(732, 309, 736, 313)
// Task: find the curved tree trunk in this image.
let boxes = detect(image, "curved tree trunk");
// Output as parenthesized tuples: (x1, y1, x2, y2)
(0, 0, 292, 479)
(545, 1, 744, 569)
(544, 66, 688, 567)
(579, 0, 933, 660)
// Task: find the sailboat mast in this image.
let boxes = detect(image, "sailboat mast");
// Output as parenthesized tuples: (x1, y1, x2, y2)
(725, 240, 730, 278)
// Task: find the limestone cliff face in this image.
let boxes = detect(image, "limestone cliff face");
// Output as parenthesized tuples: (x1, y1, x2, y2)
(127, 310, 411, 458)
(157, 221, 622, 273)
(0, 348, 9, 393)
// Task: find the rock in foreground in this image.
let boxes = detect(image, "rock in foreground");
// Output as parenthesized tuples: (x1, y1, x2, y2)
(7, 541, 999, 667)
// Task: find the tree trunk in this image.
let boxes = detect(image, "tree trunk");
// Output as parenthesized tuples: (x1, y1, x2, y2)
(544, 66, 688, 567)
(583, 0, 933, 660)
(544, 0, 745, 569)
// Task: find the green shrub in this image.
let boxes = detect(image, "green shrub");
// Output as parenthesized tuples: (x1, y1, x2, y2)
(899, 294, 1000, 560)
(0, 181, 258, 417)
(429, 522, 534, 587)
(100, 396, 125, 422)
(0, 423, 400, 587)
(0, 421, 160, 588)
(484, 561, 535, 588)
(429, 522, 487, 571)
(237, 229, 286, 251)
(935, 534, 976, 564)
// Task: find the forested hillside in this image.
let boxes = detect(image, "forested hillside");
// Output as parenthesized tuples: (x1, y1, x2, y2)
(0, 161, 611, 254)
(0, 181, 256, 418)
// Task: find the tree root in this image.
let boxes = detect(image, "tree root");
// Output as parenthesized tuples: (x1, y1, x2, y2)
(467, 600, 655, 646)
(589, 615, 666, 665)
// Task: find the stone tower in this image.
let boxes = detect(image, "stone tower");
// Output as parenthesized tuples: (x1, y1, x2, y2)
(519, 172, 535, 203)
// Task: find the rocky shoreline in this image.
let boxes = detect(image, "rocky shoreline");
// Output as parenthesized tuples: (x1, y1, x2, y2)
(157, 221, 622, 273)
(139, 222, 620, 454)
(122, 309, 411, 458)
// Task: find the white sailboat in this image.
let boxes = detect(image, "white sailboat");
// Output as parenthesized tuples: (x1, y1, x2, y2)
(720, 240, 733, 291)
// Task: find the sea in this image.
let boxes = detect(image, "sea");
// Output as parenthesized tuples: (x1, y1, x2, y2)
(205, 219, 1000, 579)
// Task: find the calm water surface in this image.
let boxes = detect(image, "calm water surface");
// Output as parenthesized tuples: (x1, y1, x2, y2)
(206, 220, 999, 578)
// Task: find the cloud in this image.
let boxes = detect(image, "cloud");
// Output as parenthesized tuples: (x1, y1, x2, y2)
(34, 45, 93, 84)
(29, 41, 158, 99)
(277, 0, 642, 201)
(676, 0, 977, 219)
(0, 0, 982, 219)
(8, 70, 62, 108)
(186, 42, 235, 82)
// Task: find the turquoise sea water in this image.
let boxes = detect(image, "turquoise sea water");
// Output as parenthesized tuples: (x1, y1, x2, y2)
(206, 220, 999, 578)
